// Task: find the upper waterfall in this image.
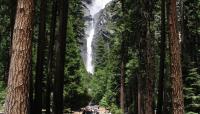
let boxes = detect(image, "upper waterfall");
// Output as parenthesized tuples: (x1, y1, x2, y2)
(85, 0, 112, 74)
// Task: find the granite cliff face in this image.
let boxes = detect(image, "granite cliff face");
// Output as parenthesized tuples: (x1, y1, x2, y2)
(80, 0, 121, 70)
(92, 1, 122, 64)
(94, 1, 121, 40)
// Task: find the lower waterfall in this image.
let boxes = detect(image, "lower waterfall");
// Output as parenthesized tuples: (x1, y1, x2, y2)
(85, 0, 112, 74)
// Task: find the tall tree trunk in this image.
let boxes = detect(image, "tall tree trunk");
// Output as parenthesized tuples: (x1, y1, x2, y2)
(136, 74, 141, 114)
(34, 0, 47, 113)
(3, 0, 17, 85)
(46, 0, 58, 113)
(168, 0, 184, 114)
(120, 49, 125, 112)
(139, 0, 155, 114)
(120, 0, 128, 112)
(145, 26, 155, 114)
(138, 31, 146, 114)
(4, 0, 34, 113)
(194, 18, 198, 68)
(29, 61, 34, 114)
(0, 32, 1, 44)
(53, 0, 68, 113)
(197, 18, 200, 73)
(10, 0, 17, 43)
(157, 0, 166, 113)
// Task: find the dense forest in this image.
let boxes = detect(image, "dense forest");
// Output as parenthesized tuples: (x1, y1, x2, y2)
(0, 0, 199, 114)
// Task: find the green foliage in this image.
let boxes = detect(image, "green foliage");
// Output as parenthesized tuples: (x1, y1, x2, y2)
(0, 83, 6, 111)
(0, 0, 10, 82)
(184, 68, 200, 113)
(182, 0, 200, 113)
(0, 0, 12, 110)
(63, 2, 92, 110)
(109, 104, 123, 114)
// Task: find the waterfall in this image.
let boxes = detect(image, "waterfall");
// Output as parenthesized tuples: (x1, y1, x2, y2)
(86, 0, 112, 74)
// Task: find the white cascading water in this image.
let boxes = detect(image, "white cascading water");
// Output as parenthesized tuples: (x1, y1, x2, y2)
(86, 0, 112, 74)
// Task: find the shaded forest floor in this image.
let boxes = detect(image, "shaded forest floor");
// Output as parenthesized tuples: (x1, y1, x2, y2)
(72, 107, 110, 114)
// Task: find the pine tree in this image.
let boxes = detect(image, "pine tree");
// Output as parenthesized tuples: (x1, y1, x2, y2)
(168, 0, 184, 113)
(181, 1, 200, 113)
(53, 0, 69, 113)
(157, 0, 166, 113)
(184, 68, 200, 113)
(138, 0, 155, 113)
(4, 0, 34, 113)
(46, 0, 58, 113)
(34, 0, 47, 113)
(3, 0, 17, 85)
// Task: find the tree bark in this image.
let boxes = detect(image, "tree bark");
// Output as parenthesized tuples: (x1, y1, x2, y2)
(0, 32, 1, 44)
(53, 0, 69, 113)
(145, 26, 154, 114)
(139, 1, 155, 114)
(136, 74, 141, 114)
(120, 55, 125, 113)
(139, 29, 146, 114)
(46, 0, 58, 113)
(10, 0, 17, 43)
(157, 0, 166, 113)
(4, 0, 34, 113)
(3, 0, 17, 85)
(34, 0, 47, 113)
(120, 0, 128, 112)
(194, 18, 198, 68)
(29, 62, 34, 114)
(168, 0, 184, 114)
